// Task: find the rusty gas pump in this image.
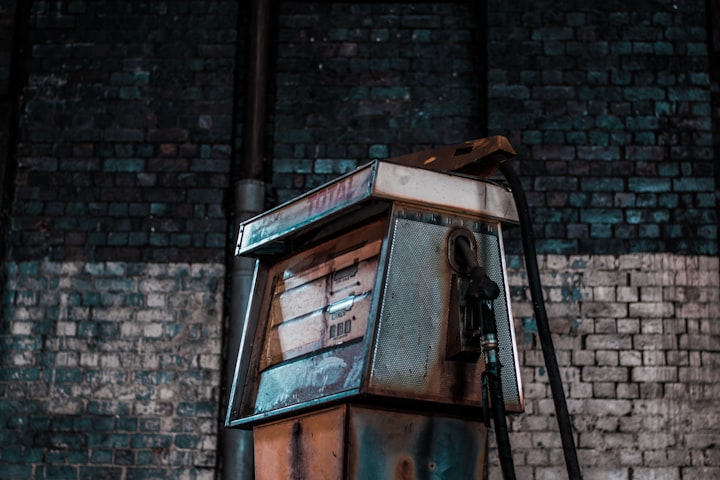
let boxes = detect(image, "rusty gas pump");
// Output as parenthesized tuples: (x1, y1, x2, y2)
(225, 137, 574, 479)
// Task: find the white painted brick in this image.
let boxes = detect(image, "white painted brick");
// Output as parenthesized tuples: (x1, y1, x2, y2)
(594, 318, 618, 333)
(583, 302, 628, 318)
(634, 334, 676, 350)
(617, 318, 640, 334)
(146, 293, 166, 307)
(582, 366, 627, 382)
(585, 271, 627, 287)
(587, 256, 620, 270)
(11, 321, 33, 335)
(631, 271, 675, 287)
(631, 366, 677, 382)
(616, 286, 638, 302)
(585, 334, 632, 350)
(581, 468, 629, 480)
(573, 350, 595, 365)
(79, 353, 99, 367)
(567, 399, 633, 416)
(570, 381, 593, 398)
(629, 301, 674, 318)
(55, 351, 78, 367)
(596, 350, 619, 365)
(640, 285, 663, 301)
(56, 321, 76, 336)
(593, 382, 617, 397)
(619, 450, 643, 465)
(143, 323, 163, 338)
(619, 350, 642, 366)
(641, 350, 666, 365)
(593, 286, 616, 301)
(616, 383, 639, 398)
(631, 468, 680, 480)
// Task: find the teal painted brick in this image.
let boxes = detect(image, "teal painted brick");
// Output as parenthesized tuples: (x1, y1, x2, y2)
(672, 177, 715, 192)
(490, 84, 530, 98)
(580, 209, 624, 224)
(54, 368, 84, 383)
(0, 465, 34, 479)
(368, 144, 388, 158)
(273, 158, 312, 174)
(638, 224, 660, 237)
(117, 418, 138, 432)
(589, 223, 612, 238)
(581, 177, 624, 191)
(370, 86, 409, 100)
(79, 466, 125, 479)
(174, 434, 200, 448)
(176, 401, 215, 417)
(103, 159, 145, 172)
(125, 467, 167, 480)
(596, 115, 624, 129)
(668, 87, 709, 101)
(0, 368, 40, 381)
(81, 291, 102, 306)
(129, 434, 172, 449)
(205, 233, 225, 248)
(536, 239, 577, 253)
(136, 450, 158, 465)
(628, 178, 671, 192)
(90, 449, 113, 464)
(86, 433, 129, 449)
(87, 401, 131, 416)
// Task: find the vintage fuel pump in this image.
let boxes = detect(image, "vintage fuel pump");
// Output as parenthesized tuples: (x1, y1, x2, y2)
(225, 136, 580, 479)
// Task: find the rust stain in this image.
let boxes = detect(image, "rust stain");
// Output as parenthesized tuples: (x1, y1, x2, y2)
(394, 455, 416, 480)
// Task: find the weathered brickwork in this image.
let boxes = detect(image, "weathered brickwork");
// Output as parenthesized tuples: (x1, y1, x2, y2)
(0, 0, 718, 479)
(502, 253, 720, 479)
(0, 261, 224, 479)
(272, 2, 485, 202)
(10, 1, 238, 263)
(488, 0, 716, 255)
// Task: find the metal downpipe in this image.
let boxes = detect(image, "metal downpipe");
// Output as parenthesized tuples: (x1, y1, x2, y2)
(223, 0, 270, 478)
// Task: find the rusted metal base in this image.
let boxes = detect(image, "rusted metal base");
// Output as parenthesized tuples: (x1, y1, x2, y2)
(253, 404, 488, 480)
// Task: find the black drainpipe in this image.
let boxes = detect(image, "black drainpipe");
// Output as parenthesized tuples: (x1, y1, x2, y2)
(1, 0, 33, 313)
(221, 0, 270, 478)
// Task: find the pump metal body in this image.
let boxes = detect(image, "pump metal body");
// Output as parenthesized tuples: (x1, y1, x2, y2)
(226, 149, 524, 478)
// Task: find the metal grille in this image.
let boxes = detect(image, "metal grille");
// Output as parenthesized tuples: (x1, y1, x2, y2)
(372, 217, 448, 392)
(370, 208, 522, 411)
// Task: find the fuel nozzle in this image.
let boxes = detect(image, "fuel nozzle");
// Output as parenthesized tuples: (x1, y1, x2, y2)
(447, 229, 500, 362)
(454, 235, 500, 302)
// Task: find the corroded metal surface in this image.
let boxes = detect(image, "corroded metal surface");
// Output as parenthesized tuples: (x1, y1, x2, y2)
(253, 405, 488, 480)
(235, 159, 518, 257)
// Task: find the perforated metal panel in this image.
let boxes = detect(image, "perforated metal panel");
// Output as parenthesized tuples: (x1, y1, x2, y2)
(369, 207, 523, 412)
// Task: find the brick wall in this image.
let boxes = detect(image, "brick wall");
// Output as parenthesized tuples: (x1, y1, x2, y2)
(1, 1, 238, 479)
(10, 0, 237, 263)
(271, 1, 485, 202)
(505, 254, 720, 479)
(488, 0, 716, 256)
(2, 260, 224, 479)
(0, 1, 718, 479)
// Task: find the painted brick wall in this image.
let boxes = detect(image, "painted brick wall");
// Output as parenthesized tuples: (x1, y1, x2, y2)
(0, 1, 719, 479)
(1, 1, 238, 479)
(10, 0, 237, 263)
(2, 261, 224, 479)
(504, 254, 720, 479)
(271, 1, 485, 203)
(487, 0, 716, 256)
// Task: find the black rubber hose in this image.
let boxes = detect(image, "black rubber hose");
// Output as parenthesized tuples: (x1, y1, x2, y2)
(485, 361, 516, 480)
(498, 161, 583, 480)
